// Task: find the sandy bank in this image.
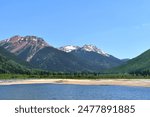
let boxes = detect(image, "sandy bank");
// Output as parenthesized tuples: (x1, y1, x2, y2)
(0, 79, 150, 87)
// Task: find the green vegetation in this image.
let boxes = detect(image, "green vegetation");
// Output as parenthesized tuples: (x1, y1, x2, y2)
(0, 46, 33, 74)
(112, 49, 150, 73)
(0, 72, 150, 80)
(0, 47, 30, 67)
(0, 54, 30, 74)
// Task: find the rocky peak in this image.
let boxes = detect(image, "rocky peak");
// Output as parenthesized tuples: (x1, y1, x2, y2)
(81, 44, 109, 57)
(0, 35, 50, 61)
(6, 35, 49, 46)
(60, 44, 110, 57)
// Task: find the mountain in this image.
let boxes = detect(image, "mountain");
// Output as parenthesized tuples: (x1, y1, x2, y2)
(30, 46, 123, 72)
(121, 58, 130, 63)
(60, 45, 123, 70)
(112, 49, 150, 73)
(0, 36, 124, 72)
(0, 35, 49, 61)
(30, 46, 95, 72)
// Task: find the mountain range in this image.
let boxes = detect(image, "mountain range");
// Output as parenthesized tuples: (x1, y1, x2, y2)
(1, 35, 150, 75)
(0, 35, 125, 72)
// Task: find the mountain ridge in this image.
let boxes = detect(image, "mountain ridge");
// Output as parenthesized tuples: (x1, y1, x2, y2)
(59, 44, 109, 57)
(0, 35, 125, 72)
(109, 49, 150, 74)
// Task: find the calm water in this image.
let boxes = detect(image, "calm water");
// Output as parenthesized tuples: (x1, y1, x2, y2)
(0, 84, 150, 100)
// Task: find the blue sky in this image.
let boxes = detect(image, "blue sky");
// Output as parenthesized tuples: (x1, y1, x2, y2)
(0, 0, 150, 59)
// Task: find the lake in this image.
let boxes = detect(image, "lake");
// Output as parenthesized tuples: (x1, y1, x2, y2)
(0, 84, 150, 100)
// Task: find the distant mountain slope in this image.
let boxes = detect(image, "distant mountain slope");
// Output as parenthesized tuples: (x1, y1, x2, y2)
(113, 49, 150, 73)
(30, 46, 93, 72)
(0, 47, 30, 74)
(0, 46, 30, 67)
(60, 45, 123, 69)
(121, 58, 130, 63)
(71, 49, 123, 69)
(30, 45, 124, 72)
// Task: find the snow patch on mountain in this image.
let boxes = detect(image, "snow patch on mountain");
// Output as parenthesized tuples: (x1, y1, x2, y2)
(59, 45, 80, 52)
(59, 45, 110, 57)
(82, 45, 110, 57)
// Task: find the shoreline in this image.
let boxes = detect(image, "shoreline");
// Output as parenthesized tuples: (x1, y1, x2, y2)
(0, 79, 150, 87)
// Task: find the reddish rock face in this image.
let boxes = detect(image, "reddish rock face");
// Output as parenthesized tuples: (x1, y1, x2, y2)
(0, 35, 50, 61)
